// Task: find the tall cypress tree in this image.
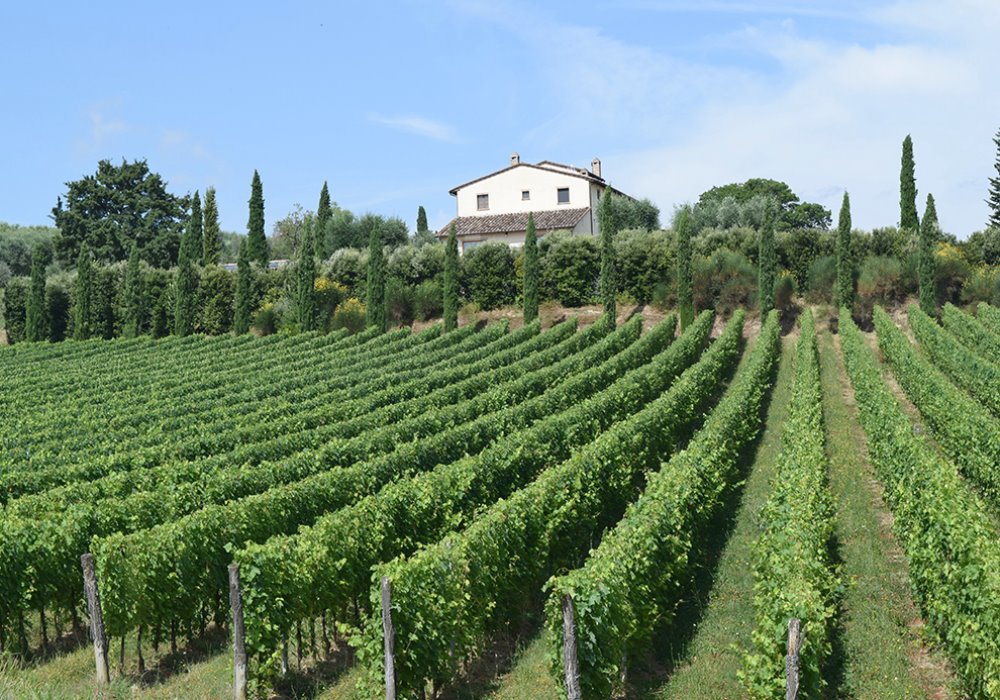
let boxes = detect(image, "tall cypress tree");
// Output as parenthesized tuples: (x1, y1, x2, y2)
(72, 245, 93, 340)
(297, 222, 317, 331)
(174, 238, 197, 336)
(122, 244, 144, 338)
(919, 193, 938, 316)
(900, 135, 919, 232)
(366, 225, 386, 332)
(233, 238, 253, 334)
(598, 191, 618, 326)
(316, 181, 332, 257)
(443, 224, 459, 331)
(757, 200, 777, 315)
(988, 128, 1000, 229)
(202, 186, 222, 266)
(523, 212, 539, 323)
(25, 243, 49, 342)
(836, 192, 854, 309)
(417, 206, 429, 234)
(182, 190, 203, 264)
(676, 206, 694, 329)
(246, 170, 268, 267)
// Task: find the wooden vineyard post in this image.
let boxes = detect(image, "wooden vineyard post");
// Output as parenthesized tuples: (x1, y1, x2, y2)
(81, 553, 110, 687)
(786, 618, 802, 700)
(229, 564, 248, 700)
(381, 576, 396, 700)
(562, 594, 582, 700)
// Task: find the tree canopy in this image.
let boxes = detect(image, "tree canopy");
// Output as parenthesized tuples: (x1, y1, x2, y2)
(697, 178, 831, 230)
(51, 159, 189, 268)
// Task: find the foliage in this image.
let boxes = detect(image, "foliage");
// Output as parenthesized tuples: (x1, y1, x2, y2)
(779, 228, 828, 289)
(900, 135, 919, 232)
(444, 224, 459, 331)
(462, 242, 516, 311)
(314, 276, 347, 331)
(233, 239, 253, 334)
(693, 249, 757, 315)
(246, 170, 268, 267)
(51, 159, 188, 268)
(963, 265, 1000, 305)
(316, 182, 332, 245)
(773, 271, 796, 313)
(45, 281, 71, 342)
(988, 128, 1000, 229)
(540, 233, 599, 307)
(758, 202, 777, 315)
(836, 192, 854, 309)
(676, 206, 694, 328)
(0, 221, 57, 278)
(412, 279, 443, 322)
(609, 196, 660, 231)
(296, 221, 317, 331)
(181, 190, 203, 265)
(919, 193, 938, 315)
(697, 178, 831, 231)
(252, 302, 279, 336)
(2, 277, 28, 342)
(614, 228, 673, 305)
(386, 241, 443, 286)
(326, 247, 368, 297)
(197, 266, 234, 335)
(25, 243, 49, 342)
(743, 310, 838, 699)
(72, 245, 93, 340)
(523, 213, 539, 323)
(202, 187, 222, 266)
(599, 191, 618, 323)
(385, 277, 414, 327)
(366, 226, 386, 332)
(121, 244, 143, 338)
(173, 237, 197, 337)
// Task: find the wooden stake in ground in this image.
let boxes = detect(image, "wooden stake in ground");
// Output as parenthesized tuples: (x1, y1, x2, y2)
(229, 564, 248, 700)
(562, 594, 583, 700)
(81, 553, 110, 686)
(381, 576, 397, 700)
(786, 618, 802, 700)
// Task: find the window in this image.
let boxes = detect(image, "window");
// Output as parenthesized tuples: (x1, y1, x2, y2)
(477, 193, 489, 211)
(463, 240, 483, 253)
(522, 190, 530, 201)
(557, 187, 570, 204)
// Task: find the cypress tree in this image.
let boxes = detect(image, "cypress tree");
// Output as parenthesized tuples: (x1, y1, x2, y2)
(443, 224, 459, 331)
(246, 170, 268, 268)
(836, 191, 854, 309)
(523, 212, 539, 323)
(72, 245, 93, 340)
(316, 182, 332, 257)
(182, 190, 203, 264)
(598, 190, 618, 326)
(233, 238, 253, 334)
(919, 193, 938, 316)
(202, 186, 222, 266)
(366, 225, 386, 332)
(417, 206, 429, 234)
(676, 206, 694, 329)
(757, 200, 777, 315)
(122, 244, 144, 338)
(988, 127, 1000, 229)
(25, 243, 49, 342)
(297, 222, 317, 331)
(174, 238, 197, 336)
(900, 135, 919, 232)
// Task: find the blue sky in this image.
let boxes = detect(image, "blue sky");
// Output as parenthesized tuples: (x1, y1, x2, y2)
(1, 1, 998, 238)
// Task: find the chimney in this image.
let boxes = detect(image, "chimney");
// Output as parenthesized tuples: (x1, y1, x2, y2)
(591, 157, 602, 178)
(510, 152, 520, 166)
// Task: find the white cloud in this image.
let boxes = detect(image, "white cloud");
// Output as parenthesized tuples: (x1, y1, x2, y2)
(74, 106, 127, 155)
(369, 114, 462, 143)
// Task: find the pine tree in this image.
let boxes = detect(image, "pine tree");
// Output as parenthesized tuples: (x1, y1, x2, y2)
(836, 192, 854, 309)
(675, 206, 694, 329)
(182, 190, 203, 264)
(417, 206, 428, 234)
(25, 243, 49, 342)
(297, 222, 317, 331)
(316, 182, 332, 257)
(366, 225, 386, 332)
(202, 186, 222, 266)
(919, 193, 938, 316)
(122, 244, 144, 338)
(757, 200, 777, 315)
(900, 135, 919, 232)
(443, 224, 459, 331)
(523, 212, 539, 323)
(174, 239, 197, 336)
(598, 191, 618, 326)
(72, 245, 93, 340)
(246, 170, 268, 267)
(233, 239, 253, 334)
(988, 128, 1000, 229)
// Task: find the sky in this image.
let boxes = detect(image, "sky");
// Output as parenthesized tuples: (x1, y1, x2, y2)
(1, 0, 998, 239)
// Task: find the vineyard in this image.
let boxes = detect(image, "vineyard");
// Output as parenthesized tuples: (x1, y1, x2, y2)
(3, 304, 1000, 699)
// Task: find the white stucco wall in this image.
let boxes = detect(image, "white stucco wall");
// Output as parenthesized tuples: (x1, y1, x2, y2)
(455, 166, 595, 218)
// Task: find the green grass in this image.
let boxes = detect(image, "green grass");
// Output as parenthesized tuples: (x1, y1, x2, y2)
(640, 333, 796, 700)
(818, 328, 935, 699)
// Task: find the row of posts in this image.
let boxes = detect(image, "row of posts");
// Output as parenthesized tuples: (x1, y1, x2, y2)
(81, 556, 804, 700)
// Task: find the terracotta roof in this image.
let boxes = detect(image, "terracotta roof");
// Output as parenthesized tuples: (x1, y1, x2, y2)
(437, 208, 590, 237)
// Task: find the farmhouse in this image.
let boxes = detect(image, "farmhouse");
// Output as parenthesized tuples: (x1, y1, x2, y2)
(437, 154, 634, 253)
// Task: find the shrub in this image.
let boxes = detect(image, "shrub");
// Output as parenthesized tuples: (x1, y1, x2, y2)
(934, 242, 970, 307)
(650, 282, 674, 313)
(614, 229, 673, 303)
(325, 248, 368, 297)
(778, 228, 831, 289)
(385, 277, 414, 327)
(46, 282, 71, 341)
(856, 255, 904, 323)
(462, 243, 516, 311)
(387, 242, 445, 286)
(197, 266, 234, 335)
(962, 266, 999, 305)
(806, 255, 837, 304)
(412, 279, 443, 322)
(252, 302, 279, 336)
(693, 249, 757, 315)
(314, 276, 347, 331)
(773, 271, 796, 313)
(331, 297, 366, 334)
(540, 233, 599, 307)
(2, 276, 28, 342)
